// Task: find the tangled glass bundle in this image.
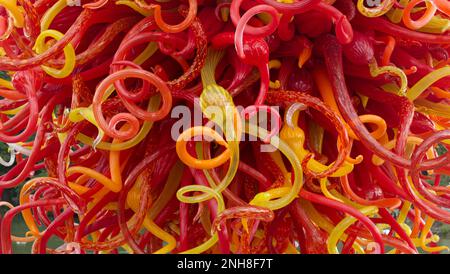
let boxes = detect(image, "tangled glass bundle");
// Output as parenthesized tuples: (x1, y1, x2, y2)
(0, 0, 449, 254)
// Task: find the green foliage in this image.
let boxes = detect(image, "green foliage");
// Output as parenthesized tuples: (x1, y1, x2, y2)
(0, 70, 10, 80)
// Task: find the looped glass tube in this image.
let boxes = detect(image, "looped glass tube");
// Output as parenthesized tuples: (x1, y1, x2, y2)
(176, 185, 225, 254)
(0, 0, 24, 28)
(34, 30, 76, 78)
(357, 0, 395, 17)
(176, 84, 240, 203)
